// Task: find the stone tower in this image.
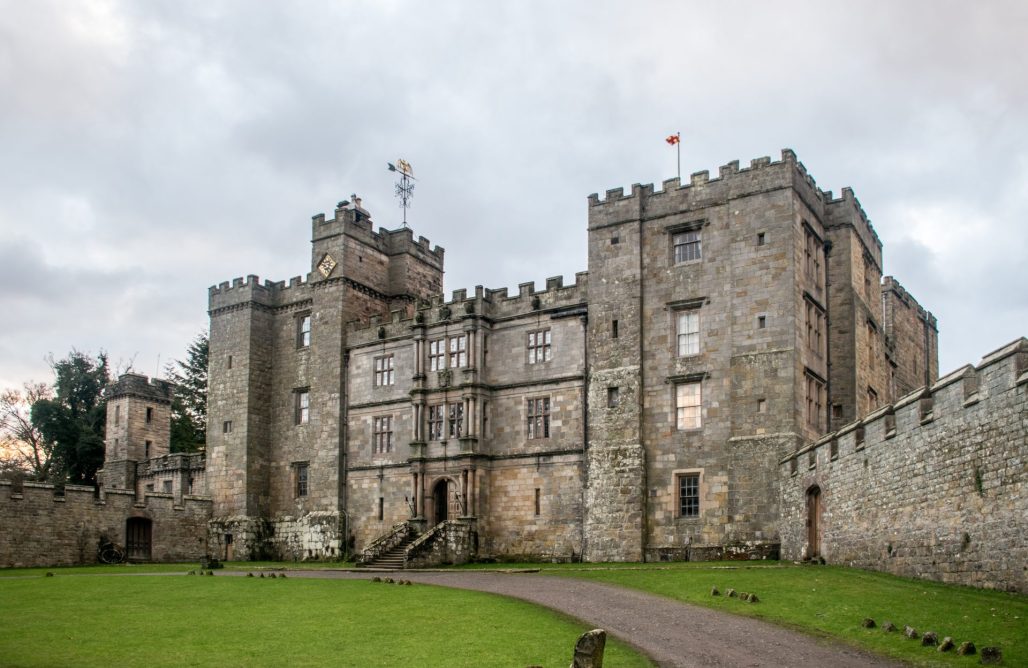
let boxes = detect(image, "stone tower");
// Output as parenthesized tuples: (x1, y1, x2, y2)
(206, 199, 444, 559)
(100, 373, 175, 491)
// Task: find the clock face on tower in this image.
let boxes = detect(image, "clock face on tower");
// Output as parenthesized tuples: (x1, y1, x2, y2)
(318, 253, 337, 278)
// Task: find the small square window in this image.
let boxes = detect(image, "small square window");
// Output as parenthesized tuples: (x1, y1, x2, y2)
(757, 232, 766, 246)
(673, 230, 701, 263)
(611, 236, 620, 245)
(145, 407, 153, 424)
(607, 387, 619, 408)
(757, 399, 767, 413)
(757, 315, 766, 329)
(223, 420, 232, 434)
(163, 480, 172, 493)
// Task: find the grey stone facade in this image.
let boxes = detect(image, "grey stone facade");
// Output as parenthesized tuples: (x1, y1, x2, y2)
(780, 338, 1027, 592)
(203, 150, 954, 564)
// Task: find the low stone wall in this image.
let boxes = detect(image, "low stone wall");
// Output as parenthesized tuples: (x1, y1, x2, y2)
(208, 511, 344, 562)
(0, 480, 211, 567)
(406, 520, 475, 568)
(779, 338, 1027, 592)
(645, 541, 780, 563)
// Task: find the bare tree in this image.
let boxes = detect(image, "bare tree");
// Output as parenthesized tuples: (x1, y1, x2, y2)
(0, 382, 55, 480)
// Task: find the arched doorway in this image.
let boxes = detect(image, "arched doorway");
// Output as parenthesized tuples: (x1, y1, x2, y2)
(431, 478, 458, 526)
(806, 485, 822, 559)
(126, 517, 152, 562)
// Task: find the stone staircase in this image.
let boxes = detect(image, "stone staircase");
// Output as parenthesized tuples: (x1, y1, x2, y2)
(360, 532, 418, 569)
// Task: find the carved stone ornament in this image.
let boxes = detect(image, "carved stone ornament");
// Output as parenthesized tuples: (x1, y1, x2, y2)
(318, 253, 337, 278)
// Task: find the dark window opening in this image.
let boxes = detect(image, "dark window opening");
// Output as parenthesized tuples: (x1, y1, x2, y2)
(607, 387, 619, 408)
(145, 407, 153, 424)
(612, 319, 619, 338)
(534, 488, 541, 516)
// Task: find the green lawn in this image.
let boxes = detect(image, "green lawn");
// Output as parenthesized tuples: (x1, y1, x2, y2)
(472, 562, 1026, 668)
(0, 572, 651, 667)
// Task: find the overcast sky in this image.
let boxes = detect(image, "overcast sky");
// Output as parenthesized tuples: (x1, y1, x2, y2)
(1, 0, 1025, 391)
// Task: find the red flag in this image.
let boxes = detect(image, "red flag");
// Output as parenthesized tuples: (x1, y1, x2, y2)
(666, 133, 680, 145)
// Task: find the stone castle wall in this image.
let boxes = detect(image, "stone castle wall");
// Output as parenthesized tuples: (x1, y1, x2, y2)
(779, 338, 1027, 592)
(0, 481, 211, 567)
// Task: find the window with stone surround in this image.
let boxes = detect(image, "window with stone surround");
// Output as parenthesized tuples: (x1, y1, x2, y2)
(672, 230, 701, 263)
(448, 335, 467, 369)
(145, 440, 152, 458)
(805, 372, 824, 430)
(373, 415, 393, 454)
(607, 386, 619, 408)
(374, 355, 395, 387)
(526, 397, 550, 439)
(867, 386, 878, 411)
(676, 310, 700, 356)
(223, 420, 232, 433)
(297, 313, 311, 348)
(146, 407, 153, 424)
(675, 381, 702, 430)
(163, 480, 172, 493)
(295, 388, 310, 425)
(677, 472, 700, 518)
(448, 402, 464, 439)
(805, 298, 825, 356)
(293, 462, 309, 498)
(804, 225, 823, 288)
(527, 329, 552, 364)
(114, 404, 120, 426)
(429, 339, 445, 371)
(428, 404, 445, 440)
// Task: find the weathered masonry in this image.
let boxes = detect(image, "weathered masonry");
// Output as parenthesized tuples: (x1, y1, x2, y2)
(0, 374, 210, 568)
(780, 338, 1027, 593)
(204, 149, 944, 564)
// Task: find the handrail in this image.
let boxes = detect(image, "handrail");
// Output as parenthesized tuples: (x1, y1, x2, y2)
(356, 521, 409, 566)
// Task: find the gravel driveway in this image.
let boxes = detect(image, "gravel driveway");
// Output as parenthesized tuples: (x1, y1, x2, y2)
(275, 569, 901, 667)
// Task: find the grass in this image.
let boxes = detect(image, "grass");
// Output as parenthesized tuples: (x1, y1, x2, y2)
(0, 570, 652, 667)
(460, 561, 1026, 667)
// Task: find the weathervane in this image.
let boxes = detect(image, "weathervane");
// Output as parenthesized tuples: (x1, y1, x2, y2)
(387, 158, 416, 227)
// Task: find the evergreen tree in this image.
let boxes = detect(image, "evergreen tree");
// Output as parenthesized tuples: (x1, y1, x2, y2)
(166, 331, 208, 452)
(30, 351, 110, 484)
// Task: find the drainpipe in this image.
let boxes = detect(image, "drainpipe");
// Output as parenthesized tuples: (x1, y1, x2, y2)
(823, 239, 833, 431)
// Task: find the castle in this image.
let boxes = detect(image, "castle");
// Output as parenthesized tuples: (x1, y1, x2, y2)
(2, 149, 1023, 591)
(202, 148, 939, 563)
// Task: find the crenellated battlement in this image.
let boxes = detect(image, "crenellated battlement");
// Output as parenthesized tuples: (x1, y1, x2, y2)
(311, 199, 445, 267)
(587, 149, 827, 225)
(208, 273, 313, 312)
(344, 272, 589, 343)
(784, 337, 1027, 467)
(882, 276, 938, 329)
(106, 373, 175, 403)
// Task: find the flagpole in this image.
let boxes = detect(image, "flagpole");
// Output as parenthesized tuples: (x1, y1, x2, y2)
(677, 133, 681, 182)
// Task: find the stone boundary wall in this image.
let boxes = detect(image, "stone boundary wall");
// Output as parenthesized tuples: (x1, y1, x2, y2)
(0, 480, 212, 567)
(780, 338, 1027, 592)
(208, 512, 344, 562)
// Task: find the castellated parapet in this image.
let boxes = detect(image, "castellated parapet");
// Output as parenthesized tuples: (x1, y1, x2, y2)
(780, 338, 1027, 592)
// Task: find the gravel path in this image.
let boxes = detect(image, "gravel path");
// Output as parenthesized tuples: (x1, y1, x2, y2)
(272, 569, 901, 667)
